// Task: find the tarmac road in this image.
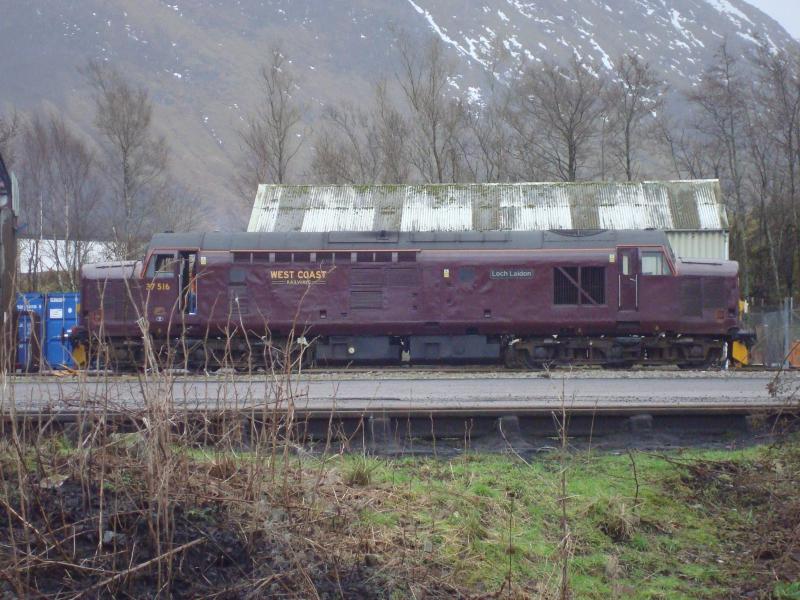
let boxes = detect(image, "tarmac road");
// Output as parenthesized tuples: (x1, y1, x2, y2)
(3, 370, 797, 415)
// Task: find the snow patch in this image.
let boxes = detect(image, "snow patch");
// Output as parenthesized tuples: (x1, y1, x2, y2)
(406, 0, 489, 67)
(466, 86, 483, 105)
(705, 0, 753, 26)
(506, 0, 537, 20)
(589, 38, 614, 70)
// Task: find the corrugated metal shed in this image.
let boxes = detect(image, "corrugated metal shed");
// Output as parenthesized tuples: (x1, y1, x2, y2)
(247, 180, 729, 259)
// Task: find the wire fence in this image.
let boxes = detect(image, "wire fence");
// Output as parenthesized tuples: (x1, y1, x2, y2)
(744, 299, 799, 367)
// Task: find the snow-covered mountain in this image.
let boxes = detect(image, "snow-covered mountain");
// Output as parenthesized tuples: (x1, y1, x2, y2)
(0, 0, 796, 226)
(406, 0, 793, 87)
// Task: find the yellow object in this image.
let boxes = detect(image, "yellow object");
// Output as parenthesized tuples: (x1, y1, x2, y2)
(732, 340, 749, 366)
(53, 369, 79, 377)
(71, 343, 87, 368)
(789, 341, 800, 368)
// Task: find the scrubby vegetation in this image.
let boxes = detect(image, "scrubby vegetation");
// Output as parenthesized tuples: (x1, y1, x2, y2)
(2, 424, 798, 598)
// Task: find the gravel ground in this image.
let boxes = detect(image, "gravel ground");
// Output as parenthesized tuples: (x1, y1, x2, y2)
(10, 366, 799, 383)
(3, 370, 797, 413)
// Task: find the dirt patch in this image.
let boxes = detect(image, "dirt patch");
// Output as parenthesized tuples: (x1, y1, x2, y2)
(682, 445, 800, 598)
(1, 479, 386, 598)
(0, 444, 463, 599)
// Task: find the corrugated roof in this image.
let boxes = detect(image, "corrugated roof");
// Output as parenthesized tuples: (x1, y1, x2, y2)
(247, 181, 728, 233)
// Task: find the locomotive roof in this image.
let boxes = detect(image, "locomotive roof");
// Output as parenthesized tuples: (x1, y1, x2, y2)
(149, 229, 673, 252)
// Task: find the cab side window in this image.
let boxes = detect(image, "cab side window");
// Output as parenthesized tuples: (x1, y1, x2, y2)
(641, 251, 669, 275)
(147, 254, 177, 279)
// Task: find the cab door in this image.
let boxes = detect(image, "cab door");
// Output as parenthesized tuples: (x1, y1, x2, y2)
(178, 251, 199, 316)
(617, 247, 638, 311)
(144, 252, 180, 330)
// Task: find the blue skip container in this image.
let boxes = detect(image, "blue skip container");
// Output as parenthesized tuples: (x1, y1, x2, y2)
(15, 292, 45, 372)
(44, 292, 80, 370)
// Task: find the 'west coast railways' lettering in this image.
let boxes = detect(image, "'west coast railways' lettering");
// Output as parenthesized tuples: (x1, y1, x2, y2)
(270, 269, 331, 284)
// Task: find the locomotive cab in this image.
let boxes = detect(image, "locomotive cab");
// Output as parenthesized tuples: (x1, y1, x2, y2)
(616, 245, 675, 313)
(142, 249, 199, 322)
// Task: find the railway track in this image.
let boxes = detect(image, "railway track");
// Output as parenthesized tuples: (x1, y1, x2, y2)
(5, 364, 795, 382)
(2, 371, 796, 450)
(1, 400, 794, 454)
(3, 370, 796, 407)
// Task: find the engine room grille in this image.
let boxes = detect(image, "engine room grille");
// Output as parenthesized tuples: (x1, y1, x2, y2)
(387, 267, 420, 286)
(228, 286, 249, 315)
(553, 267, 605, 305)
(351, 267, 384, 286)
(680, 279, 703, 317)
(350, 290, 383, 310)
(104, 287, 134, 321)
(350, 266, 385, 309)
(581, 267, 606, 304)
(554, 267, 579, 305)
(702, 279, 725, 309)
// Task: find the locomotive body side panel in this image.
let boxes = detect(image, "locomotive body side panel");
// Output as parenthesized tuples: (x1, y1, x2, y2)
(74, 230, 741, 369)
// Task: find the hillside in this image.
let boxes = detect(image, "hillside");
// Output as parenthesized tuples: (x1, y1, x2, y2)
(0, 0, 796, 227)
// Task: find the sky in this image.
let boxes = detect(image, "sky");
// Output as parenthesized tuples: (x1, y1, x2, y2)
(747, 0, 800, 39)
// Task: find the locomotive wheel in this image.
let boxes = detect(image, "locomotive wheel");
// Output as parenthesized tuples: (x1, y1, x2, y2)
(602, 361, 633, 369)
(678, 350, 721, 370)
(504, 349, 523, 369)
(504, 348, 536, 369)
(267, 346, 287, 371)
(677, 361, 714, 370)
(297, 346, 315, 370)
(519, 350, 544, 370)
(504, 348, 552, 370)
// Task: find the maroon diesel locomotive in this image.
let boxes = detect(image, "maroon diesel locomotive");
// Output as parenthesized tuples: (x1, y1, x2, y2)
(73, 229, 741, 369)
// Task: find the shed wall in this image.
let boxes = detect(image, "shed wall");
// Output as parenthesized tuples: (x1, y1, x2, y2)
(666, 231, 729, 260)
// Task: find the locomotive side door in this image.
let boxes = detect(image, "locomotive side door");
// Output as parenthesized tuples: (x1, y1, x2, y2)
(144, 252, 180, 327)
(617, 247, 638, 311)
(178, 251, 198, 316)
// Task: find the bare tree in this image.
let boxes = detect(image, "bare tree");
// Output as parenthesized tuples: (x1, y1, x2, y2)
(155, 183, 202, 233)
(745, 106, 785, 300)
(239, 44, 304, 196)
(655, 112, 724, 180)
(17, 111, 104, 288)
(85, 60, 170, 259)
(688, 42, 751, 295)
(752, 43, 800, 297)
(460, 97, 514, 183)
(502, 86, 546, 181)
(373, 82, 413, 183)
(311, 81, 411, 184)
(508, 58, 606, 181)
(395, 34, 467, 183)
(0, 110, 19, 169)
(46, 115, 104, 288)
(605, 54, 666, 181)
(16, 113, 49, 290)
(311, 103, 382, 184)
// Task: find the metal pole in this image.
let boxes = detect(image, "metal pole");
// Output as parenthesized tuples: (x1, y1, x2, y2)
(783, 297, 791, 368)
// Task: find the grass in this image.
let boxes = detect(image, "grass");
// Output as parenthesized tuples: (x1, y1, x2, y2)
(332, 446, 770, 599)
(2, 427, 795, 598)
